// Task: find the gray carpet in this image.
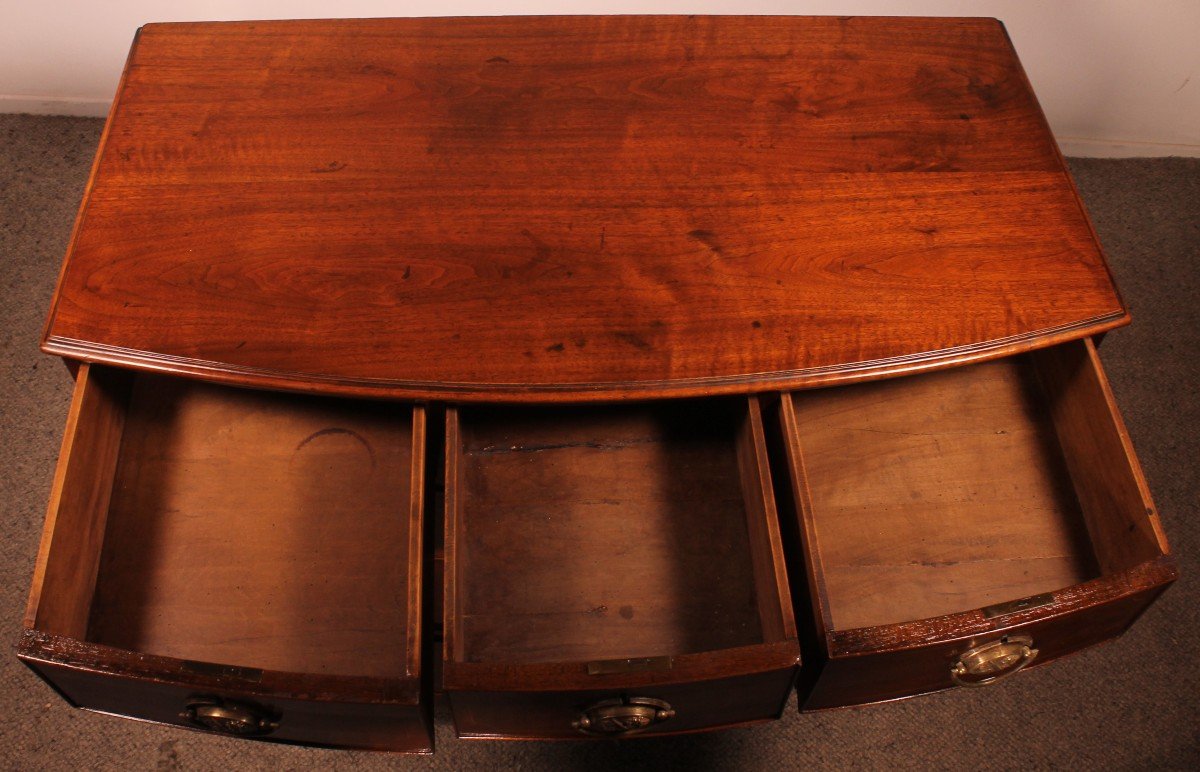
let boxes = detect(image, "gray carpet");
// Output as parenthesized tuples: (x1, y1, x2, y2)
(1, 114, 1196, 770)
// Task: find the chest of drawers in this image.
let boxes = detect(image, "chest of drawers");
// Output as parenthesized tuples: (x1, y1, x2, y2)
(19, 15, 1175, 752)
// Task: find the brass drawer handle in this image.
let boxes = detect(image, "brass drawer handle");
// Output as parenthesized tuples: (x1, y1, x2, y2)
(951, 635, 1038, 687)
(573, 696, 675, 736)
(181, 697, 279, 736)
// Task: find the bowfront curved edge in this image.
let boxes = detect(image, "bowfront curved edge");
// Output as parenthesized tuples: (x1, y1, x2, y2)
(17, 631, 431, 752)
(798, 557, 1177, 710)
(43, 311, 1128, 403)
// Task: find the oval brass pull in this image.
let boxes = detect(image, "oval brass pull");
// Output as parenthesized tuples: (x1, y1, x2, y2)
(181, 697, 279, 736)
(573, 696, 675, 736)
(951, 635, 1038, 687)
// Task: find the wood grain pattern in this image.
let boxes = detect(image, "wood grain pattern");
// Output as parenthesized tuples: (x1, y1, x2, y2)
(449, 401, 779, 665)
(25, 364, 130, 638)
(737, 397, 797, 643)
(790, 356, 1097, 630)
(44, 16, 1126, 401)
(776, 339, 1176, 709)
(442, 398, 800, 737)
(86, 375, 423, 680)
(20, 368, 432, 751)
(1030, 338, 1167, 573)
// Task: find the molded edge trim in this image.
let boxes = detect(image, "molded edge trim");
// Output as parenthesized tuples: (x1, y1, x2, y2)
(16, 629, 422, 705)
(43, 311, 1129, 404)
(825, 555, 1177, 657)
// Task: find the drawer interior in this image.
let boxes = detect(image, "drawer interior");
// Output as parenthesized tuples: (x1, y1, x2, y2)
(32, 367, 424, 680)
(447, 398, 791, 666)
(785, 340, 1167, 631)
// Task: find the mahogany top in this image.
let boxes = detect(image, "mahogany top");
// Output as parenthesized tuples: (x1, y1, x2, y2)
(44, 16, 1126, 402)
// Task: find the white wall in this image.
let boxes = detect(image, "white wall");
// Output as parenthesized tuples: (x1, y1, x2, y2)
(2, 1, 1197, 156)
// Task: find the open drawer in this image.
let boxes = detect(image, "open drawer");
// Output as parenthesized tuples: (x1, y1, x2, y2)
(778, 339, 1176, 710)
(443, 397, 800, 739)
(19, 364, 431, 752)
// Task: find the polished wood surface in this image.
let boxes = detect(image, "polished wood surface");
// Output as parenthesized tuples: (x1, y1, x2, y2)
(25, 14, 1174, 747)
(776, 339, 1176, 709)
(45, 16, 1125, 401)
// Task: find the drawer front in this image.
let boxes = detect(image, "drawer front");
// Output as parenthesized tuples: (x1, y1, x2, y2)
(450, 668, 795, 740)
(802, 570, 1174, 710)
(24, 656, 431, 752)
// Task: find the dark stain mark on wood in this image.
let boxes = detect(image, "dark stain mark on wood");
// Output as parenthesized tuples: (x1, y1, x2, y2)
(619, 605, 635, 620)
(751, 320, 763, 329)
(915, 226, 938, 235)
(486, 56, 510, 64)
(750, 47, 795, 62)
(688, 229, 725, 261)
(545, 342, 565, 353)
(967, 77, 1000, 107)
(312, 161, 347, 173)
(402, 265, 412, 280)
(613, 331, 654, 351)
(770, 91, 801, 112)
(359, 64, 397, 77)
(294, 427, 376, 467)
(520, 229, 552, 261)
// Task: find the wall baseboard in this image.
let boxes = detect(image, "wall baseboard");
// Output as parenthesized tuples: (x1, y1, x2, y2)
(1057, 136, 1200, 158)
(3, 96, 1199, 158)
(0, 95, 110, 117)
